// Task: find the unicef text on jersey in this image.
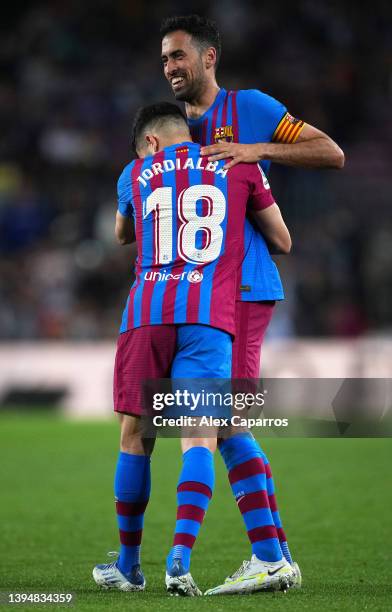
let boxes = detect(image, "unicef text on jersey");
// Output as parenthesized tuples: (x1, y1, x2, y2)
(144, 269, 204, 283)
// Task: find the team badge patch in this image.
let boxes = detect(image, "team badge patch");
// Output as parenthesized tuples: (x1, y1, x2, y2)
(214, 125, 234, 143)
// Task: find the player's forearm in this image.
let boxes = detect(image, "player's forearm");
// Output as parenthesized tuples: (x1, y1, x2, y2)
(116, 235, 133, 245)
(115, 225, 134, 245)
(115, 212, 135, 245)
(257, 136, 345, 169)
(249, 207, 292, 254)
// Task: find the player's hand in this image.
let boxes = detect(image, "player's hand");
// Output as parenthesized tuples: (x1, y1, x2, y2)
(200, 141, 262, 170)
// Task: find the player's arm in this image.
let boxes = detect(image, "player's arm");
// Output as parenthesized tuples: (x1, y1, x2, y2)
(249, 205, 291, 254)
(201, 90, 344, 170)
(252, 122, 344, 169)
(115, 210, 135, 245)
(202, 123, 344, 170)
(247, 164, 291, 254)
(116, 165, 135, 245)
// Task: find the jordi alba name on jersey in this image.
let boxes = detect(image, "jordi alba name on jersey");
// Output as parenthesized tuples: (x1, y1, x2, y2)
(188, 88, 302, 302)
(117, 142, 274, 336)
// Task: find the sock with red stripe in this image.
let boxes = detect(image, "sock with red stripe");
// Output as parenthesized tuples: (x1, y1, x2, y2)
(263, 452, 293, 564)
(166, 446, 214, 575)
(219, 433, 282, 562)
(114, 451, 151, 578)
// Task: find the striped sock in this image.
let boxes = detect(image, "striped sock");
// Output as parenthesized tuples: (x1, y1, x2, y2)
(263, 453, 293, 564)
(166, 447, 214, 574)
(219, 433, 282, 562)
(114, 452, 151, 578)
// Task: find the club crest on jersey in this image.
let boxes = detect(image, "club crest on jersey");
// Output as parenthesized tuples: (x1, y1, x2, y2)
(214, 125, 234, 143)
(187, 269, 203, 283)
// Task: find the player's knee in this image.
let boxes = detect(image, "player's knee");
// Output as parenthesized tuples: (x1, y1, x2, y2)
(181, 437, 217, 454)
(119, 414, 150, 454)
(218, 427, 252, 446)
(120, 434, 140, 454)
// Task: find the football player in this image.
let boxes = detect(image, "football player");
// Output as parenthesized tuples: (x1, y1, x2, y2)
(161, 14, 344, 595)
(92, 102, 293, 595)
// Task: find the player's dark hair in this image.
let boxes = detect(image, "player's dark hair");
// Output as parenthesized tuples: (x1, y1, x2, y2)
(160, 14, 221, 68)
(131, 102, 188, 153)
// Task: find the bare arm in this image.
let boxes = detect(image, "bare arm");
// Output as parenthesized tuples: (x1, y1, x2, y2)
(250, 203, 292, 254)
(254, 123, 344, 168)
(115, 210, 135, 245)
(201, 123, 345, 170)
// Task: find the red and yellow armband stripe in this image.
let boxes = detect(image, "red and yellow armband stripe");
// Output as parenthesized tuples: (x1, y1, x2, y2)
(272, 113, 305, 144)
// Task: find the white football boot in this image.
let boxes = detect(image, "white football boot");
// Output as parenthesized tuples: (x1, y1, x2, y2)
(93, 552, 145, 592)
(292, 561, 302, 588)
(165, 559, 202, 596)
(204, 555, 295, 595)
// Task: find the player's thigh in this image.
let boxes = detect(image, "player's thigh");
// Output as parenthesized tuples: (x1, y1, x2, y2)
(231, 300, 275, 379)
(114, 325, 176, 418)
(172, 324, 231, 451)
(171, 324, 232, 379)
(225, 301, 275, 440)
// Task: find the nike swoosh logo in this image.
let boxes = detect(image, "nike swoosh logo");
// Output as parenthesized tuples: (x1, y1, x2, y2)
(268, 566, 284, 576)
(227, 568, 284, 585)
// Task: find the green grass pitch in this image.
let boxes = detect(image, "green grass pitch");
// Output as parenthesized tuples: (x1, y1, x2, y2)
(1, 413, 391, 611)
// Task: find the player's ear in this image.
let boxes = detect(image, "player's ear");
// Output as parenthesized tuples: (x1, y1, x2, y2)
(145, 134, 159, 154)
(204, 47, 217, 70)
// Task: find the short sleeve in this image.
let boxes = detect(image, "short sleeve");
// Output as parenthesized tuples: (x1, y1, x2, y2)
(117, 163, 134, 217)
(248, 163, 275, 211)
(244, 89, 287, 142)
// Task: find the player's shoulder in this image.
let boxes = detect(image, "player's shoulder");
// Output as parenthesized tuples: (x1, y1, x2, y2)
(228, 161, 259, 183)
(236, 88, 284, 110)
(230, 161, 270, 186)
(118, 158, 143, 184)
(118, 160, 134, 179)
(117, 159, 140, 196)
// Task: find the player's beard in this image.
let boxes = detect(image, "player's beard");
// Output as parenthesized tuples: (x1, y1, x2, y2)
(172, 63, 207, 104)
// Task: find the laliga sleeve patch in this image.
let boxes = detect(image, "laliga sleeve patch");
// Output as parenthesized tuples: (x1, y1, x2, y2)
(257, 164, 271, 190)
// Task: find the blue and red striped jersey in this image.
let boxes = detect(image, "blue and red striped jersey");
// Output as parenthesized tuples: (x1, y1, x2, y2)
(188, 88, 301, 302)
(117, 141, 275, 336)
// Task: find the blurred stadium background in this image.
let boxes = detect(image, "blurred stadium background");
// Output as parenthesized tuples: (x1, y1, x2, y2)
(0, 1, 391, 416)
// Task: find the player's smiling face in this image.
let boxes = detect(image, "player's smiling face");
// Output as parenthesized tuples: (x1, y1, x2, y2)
(161, 31, 207, 102)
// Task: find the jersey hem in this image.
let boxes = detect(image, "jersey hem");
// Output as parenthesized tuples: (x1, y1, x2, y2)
(119, 320, 235, 339)
(238, 294, 284, 302)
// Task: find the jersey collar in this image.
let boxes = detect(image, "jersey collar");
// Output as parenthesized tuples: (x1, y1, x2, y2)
(187, 88, 227, 126)
(163, 141, 198, 152)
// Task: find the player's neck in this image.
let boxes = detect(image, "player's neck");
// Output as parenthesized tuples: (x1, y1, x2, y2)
(185, 83, 220, 120)
(157, 133, 193, 151)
